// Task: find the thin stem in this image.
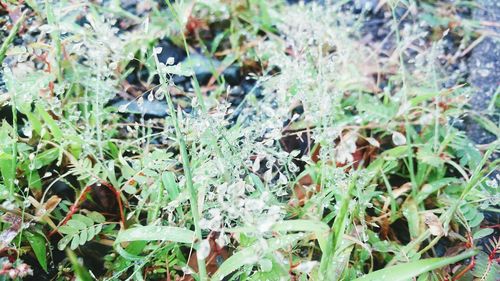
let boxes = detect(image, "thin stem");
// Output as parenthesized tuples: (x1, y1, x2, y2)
(45, 0, 63, 81)
(390, 2, 417, 199)
(165, 0, 231, 183)
(0, 11, 27, 65)
(153, 54, 208, 280)
(9, 84, 18, 198)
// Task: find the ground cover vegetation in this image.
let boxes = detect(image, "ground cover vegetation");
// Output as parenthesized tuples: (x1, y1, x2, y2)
(0, 0, 498, 280)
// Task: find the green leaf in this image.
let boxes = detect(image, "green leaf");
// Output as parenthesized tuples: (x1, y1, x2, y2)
(87, 211, 106, 223)
(0, 159, 15, 194)
(59, 225, 78, 235)
(469, 213, 484, 228)
(473, 115, 500, 138)
(25, 232, 47, 272)
(212, 233, 305, 281)
(72, 214, 94, 227)
(473, 228, 493, 240)
(67, 220, 87, 230)
(248, 173, 265, 193)
(471, 251, 500, 281)
(58, 235, 72, 250)
(357, 94, 397, 123)
(114, 226, 195, 244)
(352, 250, 477, 281)
(381, 146, 408, 159)
(162, 172, 179, 201)
(32, 148, 59, 169)
(87, 226, 96, 240)
(36, 104, 63, 140)
(402, 199, 420, 239)
(70, 236, 80, 250)
(79, 230, 88, 245)
(417, 147, 443, 168)
(416, 178, 461, 203)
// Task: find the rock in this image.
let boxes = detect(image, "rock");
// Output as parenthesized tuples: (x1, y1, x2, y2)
(184, 53, 241, 85)
(466, 0, 500, 145)
(0, 71, 6, 93)
(156, 38, 187, 67)
(153, 39, 241, 86)
(112, 97, 168, 118)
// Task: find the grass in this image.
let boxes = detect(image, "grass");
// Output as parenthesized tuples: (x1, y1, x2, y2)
(0, 0, 499, 280)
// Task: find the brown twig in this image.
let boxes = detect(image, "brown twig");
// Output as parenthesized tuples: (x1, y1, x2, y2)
(48, 185, 92, 237)
(48, 179, 126, 237)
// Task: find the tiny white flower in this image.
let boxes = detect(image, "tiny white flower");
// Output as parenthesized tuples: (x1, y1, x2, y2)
(153, 47, 163, 54)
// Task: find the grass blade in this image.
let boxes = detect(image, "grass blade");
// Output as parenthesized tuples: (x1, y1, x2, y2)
(353, 250, 478, 281)
(0, 11, 27, 64)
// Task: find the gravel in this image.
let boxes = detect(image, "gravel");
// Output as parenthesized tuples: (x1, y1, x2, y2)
(465, 0, 499, 145)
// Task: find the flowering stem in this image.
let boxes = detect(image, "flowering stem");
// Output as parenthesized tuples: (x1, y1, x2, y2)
(153, 55, 208, 280)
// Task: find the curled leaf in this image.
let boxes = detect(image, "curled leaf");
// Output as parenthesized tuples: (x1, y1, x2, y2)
(424, 212, 446, 237)
(392, 131, 407, 146)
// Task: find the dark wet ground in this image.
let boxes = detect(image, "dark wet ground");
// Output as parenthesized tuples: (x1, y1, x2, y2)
(465, 0, 499, 145)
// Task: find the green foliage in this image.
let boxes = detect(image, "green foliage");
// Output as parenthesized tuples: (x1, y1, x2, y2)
(470, 251, 500, 281)
(57, 212, 106, 250)
(353, 250, 477, 281)
(0, 0, 498, 280)
(24, 232, 48, 272)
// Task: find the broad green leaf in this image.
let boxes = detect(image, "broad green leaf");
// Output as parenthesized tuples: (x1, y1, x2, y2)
(0, 159, 15, 193)
(115, 226, 195, 244)
(0, 151, 12, 160)
(352, 250, 477, 281)
(95, 224, 103, 234)
(212, 233, 305, 281)
(25, 232, 47, 272)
